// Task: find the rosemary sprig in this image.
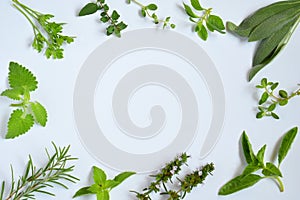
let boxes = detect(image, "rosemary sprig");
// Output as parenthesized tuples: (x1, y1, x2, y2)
(0, 142, 79, 200)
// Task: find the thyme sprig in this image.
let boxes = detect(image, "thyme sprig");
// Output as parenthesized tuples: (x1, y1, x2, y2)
(127, 0, 175, 29)
(131, 153, 214, 199)
(0, 142, 79, 200)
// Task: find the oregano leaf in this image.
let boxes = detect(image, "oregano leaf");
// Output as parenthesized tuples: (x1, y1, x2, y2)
(29, 101, 48, 127)
(191, 0, 203, 11)
(6, 109, 34, 139)
(278, 127, 298, 166)
(183, 3, 199, 18)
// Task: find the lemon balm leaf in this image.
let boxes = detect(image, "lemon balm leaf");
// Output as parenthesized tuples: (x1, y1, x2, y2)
(8, 62, 38, 92)
(6, 109, 34, 139)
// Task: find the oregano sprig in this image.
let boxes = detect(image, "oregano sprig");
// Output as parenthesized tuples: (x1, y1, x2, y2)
(1, 62, 48, 139)
(256, 78, 300, 119)
(79, 0, 127, 37)
(12, 0, 75, 59)
(127, 0, 175, 29)
(73, 166, 135, 200)
(227, 0, 300, 80)
(183, 0, 225, 41)
(131, 153, 214, 199)
(218, 127, 298, 195)
(0, 142, 79, 200)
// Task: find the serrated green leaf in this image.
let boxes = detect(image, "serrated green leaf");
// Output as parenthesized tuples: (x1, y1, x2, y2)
(191, 0, 203, 10)
(6, 109, 34, 139)
(8, 62, 38, 92)
(183, 3, 199, 18)
(262, 162, 282, 177)
(218, 174, 262, 195)
(73, 186, 94, 198)
(1, 88, 23, 100)
(278, 127, 298, 166)
(241, 131, 257, 164)
(29, 102, 47, 127)
(93, 166, 106, 185)
(259, 92, 269, 105)
(146, 4, 158, 11)
(206, 15, 225, 33)
(79, 3, 99, 16)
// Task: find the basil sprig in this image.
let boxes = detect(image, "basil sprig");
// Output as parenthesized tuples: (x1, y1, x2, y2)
(219, 127, 298, 195)
(227, 0, 300, 81)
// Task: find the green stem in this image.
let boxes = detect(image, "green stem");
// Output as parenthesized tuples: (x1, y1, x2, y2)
(274, 176, 284, 192)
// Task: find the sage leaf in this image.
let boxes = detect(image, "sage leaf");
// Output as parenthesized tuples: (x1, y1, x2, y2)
(278, 127, 298, 166)
(218, 174, 262, 195)
(241, 131, 257, 164)
(262, 162, 282, 177)
(79, 3, 99, 16)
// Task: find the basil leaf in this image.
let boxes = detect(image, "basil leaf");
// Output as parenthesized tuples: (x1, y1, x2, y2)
(241, 131, 257, 164)
(73, 186, 94, 198)
(79, 3, 99, 16)
(206, 15, 225, 33)
(278, 127, 298, 166)
(93, 166, 107, 185)
(218, 174, 262, 195)
(262, 162, 282, 177)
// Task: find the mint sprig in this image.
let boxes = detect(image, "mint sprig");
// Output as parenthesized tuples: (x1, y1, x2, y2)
(1, 62, 48, 139)
(183, 0, 225, 41)
(256, 78, 300, 119)
(218, 127, 298, 195)
(12, 0, 75, 59)
(73, 166, 135, 199)
(79, 0, 127, 37)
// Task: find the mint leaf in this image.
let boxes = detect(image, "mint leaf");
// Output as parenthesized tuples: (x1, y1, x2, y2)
(6, 109, 34, 139)
(30, 102, 48, 127)
(8, 62, 38, 92)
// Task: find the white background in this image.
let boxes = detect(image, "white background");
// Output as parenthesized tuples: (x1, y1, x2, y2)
(1, 0, 300, 199)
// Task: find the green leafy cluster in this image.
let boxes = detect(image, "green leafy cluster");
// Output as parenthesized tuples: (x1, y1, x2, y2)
(127, 0, 175, 29)
(73, 166, 135, 200)
(0, 142, 79, 200)
(227, 0, 300, 81)
(131, 153, 214, 200)
(12, 0, 75, 59)
(256, 78, 300, 119)
(183, 0, 225, 41)
(1, 62, 47, 139)
(219, 127, 298, 195)
(79, 0, 127, 37)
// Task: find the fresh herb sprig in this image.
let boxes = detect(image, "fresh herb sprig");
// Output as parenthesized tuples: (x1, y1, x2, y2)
(0, 142, 79, 200)
(127, 0, 175, 29)
(1, 62, 47, 139)
(183, 0, 225, 41)
(219, 127, 298, 195)
(227, 0, 300, 81)
(79, 0, 127, 37)
(131, 153, 214, 199)
(12, 0, 75, 59)
(73, 166, 135, 200)
(256, 78, 300, 119)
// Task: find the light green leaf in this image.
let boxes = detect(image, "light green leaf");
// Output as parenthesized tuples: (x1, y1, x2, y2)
(242, 163, 261, 175)
(218, 174, 262, 195)
(190, 0, 203, 11)
(183, 3, 199, 18)
(262, 162, 282, 177)
(6, 109, 34, 139)
(96, 190, 109, 200)
(206, 15, 225, 33)
(29, 101, 47, 127)
(146, 4, 158, 11)
(278, 127, 298, 166)
(8, 62, 38, 92)
(259, 92, 269, 105)
(197, 24, 208, 41)
(73, 186, 94, 198)
(241, 131, 257, 164)
(93, 166, 107, 185)
(111, 171, 136, 189)
(1, 88, 23, 100)
(79, 3, 99, 16)
(256, 144, 266, 165)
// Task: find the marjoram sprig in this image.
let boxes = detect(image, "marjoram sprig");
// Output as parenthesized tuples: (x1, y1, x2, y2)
(0, 142, 79, 200)
(256, 78, 300, 119)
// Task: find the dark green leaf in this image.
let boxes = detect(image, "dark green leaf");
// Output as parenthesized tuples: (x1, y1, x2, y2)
(116, 21, 127, 31)
(183, 3, 199, 18)
(241, 131, 257, 164)
(262, 162, 282, 177)
(206, 15, 225, 33)
(146, 4, 158, 11)
(100, 16, 109, 23)
(93, 166, 106, 185)
(197, 24, 208, 41)
(271, 82, 279, 91)
(279, 90, 288, 98)
(256, 144, 266, 165)
(191, 0, 204, 10)
(79, 3, 99, 16)
(106, 25, 115, 36)
(278, 127, 298, 166)
(141, 8, 146, 17)
(111, 10, 120, 21)
(259, 92, 269, 105)
(267, 104, 276, 111)
(279, 99, 288, 106)
(271, 112, 280, 119)
(218, 174, 262, 195)
(242, 164, 261, 175)
(256, 111, 264, 119)
(73, 186, 94, 198)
